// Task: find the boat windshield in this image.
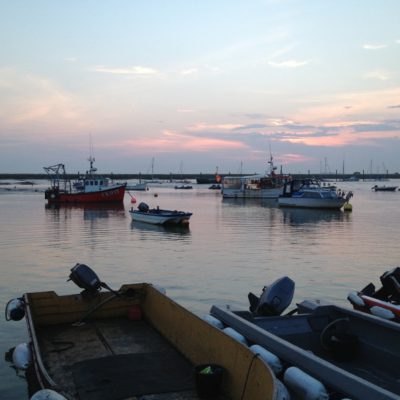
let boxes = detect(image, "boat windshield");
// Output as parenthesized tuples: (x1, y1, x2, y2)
(223, 177, 242, 189)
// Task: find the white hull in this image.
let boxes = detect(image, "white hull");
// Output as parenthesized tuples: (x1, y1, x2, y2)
(222, 187, 283, 199)
(129, 210, 191, 225)
(278, 197, 346, 209)
(126, 183, 149, 191)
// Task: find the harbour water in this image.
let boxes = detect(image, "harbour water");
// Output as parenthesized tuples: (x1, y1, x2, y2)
(1, 180, 399, 399)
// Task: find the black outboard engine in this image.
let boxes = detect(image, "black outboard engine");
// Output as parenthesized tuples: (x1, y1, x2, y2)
(248, 276, 295, 316)
(138, 202, 149, 212)
(68, 263, 102, 296)
(361, 267, 400, 304)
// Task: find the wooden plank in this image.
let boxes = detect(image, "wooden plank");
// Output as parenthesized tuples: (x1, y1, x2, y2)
(142, 286, 276, 400)
(27, 284, 146, 325)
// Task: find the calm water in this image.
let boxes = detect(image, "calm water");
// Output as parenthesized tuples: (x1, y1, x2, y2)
(1, 180, 399, 399)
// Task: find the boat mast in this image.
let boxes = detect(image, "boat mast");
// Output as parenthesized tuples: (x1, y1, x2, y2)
(267, 145, 277, 175)
(88, 135, 97, 175)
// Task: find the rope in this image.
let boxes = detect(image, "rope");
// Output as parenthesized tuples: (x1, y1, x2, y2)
(240, 352, 260, 400)
(320, 317, 349, 350)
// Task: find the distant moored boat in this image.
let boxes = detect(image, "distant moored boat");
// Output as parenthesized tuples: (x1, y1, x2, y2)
(44, 157, 126, 204)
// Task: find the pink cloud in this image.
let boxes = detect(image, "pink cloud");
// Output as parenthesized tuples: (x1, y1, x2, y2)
(119, 130, 246, 153)
(280, 153, 314, 165)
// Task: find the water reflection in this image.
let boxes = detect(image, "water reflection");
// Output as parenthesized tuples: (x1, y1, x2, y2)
(222, 197, 278, 208)
(281, 208, 351, 226)
(45, 203, 126, 220)
(130, 220, 191, 237)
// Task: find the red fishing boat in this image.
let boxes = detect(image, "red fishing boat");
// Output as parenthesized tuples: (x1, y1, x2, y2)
(44, 157, 126, 204)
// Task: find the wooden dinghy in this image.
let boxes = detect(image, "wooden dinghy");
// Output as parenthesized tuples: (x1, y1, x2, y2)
(6, 264, 277, 400)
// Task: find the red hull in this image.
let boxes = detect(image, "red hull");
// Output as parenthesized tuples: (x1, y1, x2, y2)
(360, 295, 400, 318)
(46, 185, 126, 204)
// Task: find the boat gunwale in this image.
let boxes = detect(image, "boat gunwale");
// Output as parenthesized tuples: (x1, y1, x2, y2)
(24, 293, 59, 391)
(211, 304, 400, 400)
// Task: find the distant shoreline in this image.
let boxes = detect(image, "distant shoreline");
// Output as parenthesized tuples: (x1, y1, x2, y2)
(0, 172, 399, 181)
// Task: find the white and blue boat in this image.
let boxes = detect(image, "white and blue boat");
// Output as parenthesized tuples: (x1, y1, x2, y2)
(129, 202, 192, 225)
(278, 179, 353, 209)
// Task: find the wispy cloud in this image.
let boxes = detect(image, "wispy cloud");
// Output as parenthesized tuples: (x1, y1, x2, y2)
(268, 44, 297, 60)
(268, 60, 309, 68)
(187, 123, 243, 131)
(363, 70, 390, 80)
(93, 66, 159, 75)
(177, 109, 195, 113)
(180, 68, 198, 75)
(0, 69, 84, 130)
(122, 129, 246, 152)
(362, 43, 388, 50)
(281, 153, 314, 165)
(351, 121, 400, 132)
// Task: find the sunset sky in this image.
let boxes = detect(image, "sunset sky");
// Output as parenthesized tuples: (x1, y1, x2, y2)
(1, 1, 399, 174)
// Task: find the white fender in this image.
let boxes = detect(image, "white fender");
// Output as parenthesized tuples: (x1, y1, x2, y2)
(284, 366, 329, 400)
(275, 379, 291, 400)
(203, 314, 224, 329)
(370, 306, 395, 320)
(6, 298, 25, 321)
(12, 342, 32, 370)
(347, 291, 365, 307)
(250, 344, 283, 374)
(222, 327, 248, 345)
(31, 389, 68, 400)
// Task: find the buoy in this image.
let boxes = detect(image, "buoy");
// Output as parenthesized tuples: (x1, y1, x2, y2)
(130, 197, 136, 204)
(5, 298, 25, 321)
(31, 389, 68, 400)
(222, 327, 248, 345)
(203, 314, 224, 329)
(250, 344, 283, 374)
(12, 342, 32, 370)
(154, 193, 158, 197)
(343, 202, 352, 212)
(347, 291, 365, 307)
(284, 366, 329, 400)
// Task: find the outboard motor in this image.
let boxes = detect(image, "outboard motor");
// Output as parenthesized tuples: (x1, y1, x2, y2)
(361, 267, 400, 303)
(68, 263, 102, 295)
(138, 202, 149, 212)
(248, 276, 295, 316)
(68, 263, 118, 297)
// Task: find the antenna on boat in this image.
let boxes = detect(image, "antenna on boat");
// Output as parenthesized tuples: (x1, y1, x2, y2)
(87, 135, 97, 174)
(267, 143, 277, 175)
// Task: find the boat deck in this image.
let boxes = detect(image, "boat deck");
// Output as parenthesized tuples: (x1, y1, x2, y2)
(36, 317, 208, 400)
